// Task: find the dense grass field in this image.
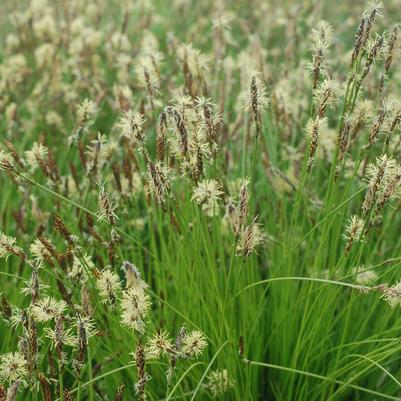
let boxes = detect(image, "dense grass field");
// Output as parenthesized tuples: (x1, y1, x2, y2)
(1, 0, 401, 400)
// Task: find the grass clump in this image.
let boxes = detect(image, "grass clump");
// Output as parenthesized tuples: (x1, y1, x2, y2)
(1, 0, 401, 400)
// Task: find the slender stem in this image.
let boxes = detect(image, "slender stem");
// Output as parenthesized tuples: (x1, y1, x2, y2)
(234, 276, 369, 299)
(59, 368, 64, 401)
(87, 344, 94, 401)
(246, 359, 401, 401)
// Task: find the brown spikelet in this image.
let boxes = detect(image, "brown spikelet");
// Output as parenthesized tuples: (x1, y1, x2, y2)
(63, 388, 73, 401)
(38, 236, 59, 262)
(238, 179, 250, 232)
(77, 319, 87, 366)
(117, 87, 131, 113)
(194, 143, 203, 182)
(57, 278, 72, 307)
(144, 69, 155, 111)
(4, 141, 24, 168)
(36, 152, 51, 179)
(112, 163, 122, 193)
(351, 17, 366, 66)
(362, 158, 388, 215)
(28, 317, 38, 374)
(30, 268, 40, 304)
(123, 156, 133, 191)
(98, 185, 117, 225)
(55, 317, 65, 364)
(182, 51, 194, 98)
(238, 336, 245, 359)
(364, 4, 380, 44)
(360, 35, 384, 83)
(384, 26, 398, 73)
(0, 384, 6, 401)
(365, 107, 387, 149)
(108, 240, 115, 265)
(1, 295, 12, 320)
(85, 214, 103, 243)
(12, 207, 26, 234)
(200, 101, 217, 143)
(5, 381, 20, 401)
(0, 151, 18, 178)
(114, 384, 125, 401)
(0, 235, 26, 260)
(48, 150, 61, 184)
(377, 173, 401, 213)
(48, 349, 57, 379)
(69, 162, 80, 190)
(38, 373, 52, 401)
(54, 216, 74, 245)
(58, 248, 74, 270)
(156, 111, 167, 160)
(307, 119, 321, 172)
(379, 26, 399, 95)
(312, 47, 323, 90)
(337, 117, 351, 162)
(78, 142, 87, 171)
(250, 76, 261, 137)
(170, 107, 188, 156)
(81, 285, 92, 318)
(135, 343, 147, 401)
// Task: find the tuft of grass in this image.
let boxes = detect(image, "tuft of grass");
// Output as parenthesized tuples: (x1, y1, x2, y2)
(1, 1, 401, 400)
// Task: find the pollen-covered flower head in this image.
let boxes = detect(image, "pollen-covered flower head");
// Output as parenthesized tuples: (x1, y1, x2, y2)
(344, 215, 365, 253)
(145, 330, 174, 359)
(30, 297, 67, 322)
(311, 20, 334, 46)
(313, 78, 341, 117)
(120, 287, 151, 333)
(96, 268, 121, 305)
(192, 179, 223, 205)
(121, 261, 148, 290)
(364, 1, 384, 19)
(177, 43, 209, 78)
(118, 110, 145, 144)
(352, 99, 374, 129)
(363, 33, 388, 63)
(352, 268, 378, 285)
(97, 182, 118, 225)
(192, 179, 224, 216)
(75, 315, 97, 343)
(21, 262, 45, 300)
(384, 100, 401, 134)
(245, 70, 269, 136)
(25, 142, 49, 171)
(206, 369, 235, 398)
(380, 281, 401, 308)
(306, 20, 334, 87)
(0, 151, 16, 174)
(305, 116, 328, 141)
(362, 154, 400, 214)
(236, 217, 264, 258)
(68, 254, 93, 282)
(29, 238, 52, 261)
(305, 116, 327, 171)
(77, 98, 96, 126)
(135, 54, 161, 93)
(0, 352, 28, 384)
(181, 330, 207, 358)
(343, 215, 365, 243)
(195, 97, 221, 144)
(0, 232, 24, 259)
(146, 160, 174, 210)
(44, 319, 76, 349)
